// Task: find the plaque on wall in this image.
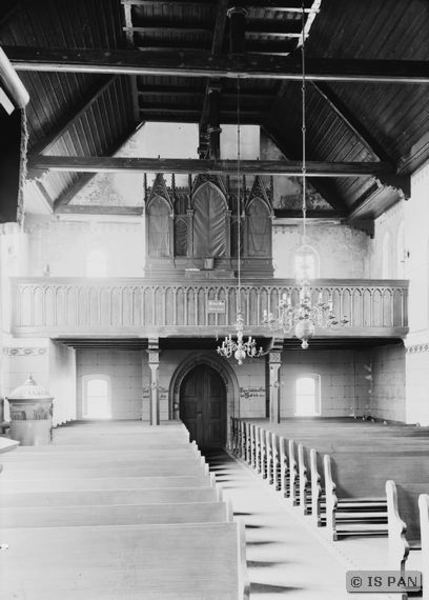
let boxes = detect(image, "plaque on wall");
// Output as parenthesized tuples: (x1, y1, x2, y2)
(207, 300, 226, 314)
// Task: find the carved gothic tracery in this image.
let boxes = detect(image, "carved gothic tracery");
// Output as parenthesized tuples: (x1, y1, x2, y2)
(144, 173, 273, 266)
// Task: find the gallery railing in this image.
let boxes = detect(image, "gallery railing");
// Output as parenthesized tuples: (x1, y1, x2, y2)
(10, 277, 408, 338)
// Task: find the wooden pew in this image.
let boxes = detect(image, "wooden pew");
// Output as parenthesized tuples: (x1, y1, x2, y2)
(2, 442, 201, 458)
(0, 521, 250, 599)
(0, 437, 19, 454)
(304, 441, 429, 527)
(385, 480, 429, 570)
(0, 451, 204, 469)
(324, 452, 429, 541)
(0, 486, 222, 508)
(0, 473, 215, 493)
(0, 500, 232, 528)
(418, 494, 429, 600)
(0, 459, 209, 480)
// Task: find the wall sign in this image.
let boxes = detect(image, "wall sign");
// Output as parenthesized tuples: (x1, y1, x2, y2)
(207, 300, 226, 314)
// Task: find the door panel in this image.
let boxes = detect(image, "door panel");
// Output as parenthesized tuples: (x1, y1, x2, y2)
(180, 365, 226, 449)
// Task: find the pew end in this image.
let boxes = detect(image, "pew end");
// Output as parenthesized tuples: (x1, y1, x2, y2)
(418, 494, 429, 600)
(386, 480, 410, 571)
(310, 448, 323, 526)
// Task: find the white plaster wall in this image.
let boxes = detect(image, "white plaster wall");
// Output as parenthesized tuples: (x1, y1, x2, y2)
(272, 223, 370, 279)
(371, 344, 406, 422)
(25, 216, 145, 277)
(279, 349, 368, 418)
(49, 341, 76, 426)
(76, 349, 144, 420)
(403, 160, 429, 423)
(368, 201, 407, 280)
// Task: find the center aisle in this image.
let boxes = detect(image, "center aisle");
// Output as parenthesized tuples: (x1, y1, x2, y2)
(204, 451, 396, 600)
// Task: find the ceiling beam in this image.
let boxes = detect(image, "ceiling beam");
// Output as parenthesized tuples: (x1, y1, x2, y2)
(120, 0, 319, 10)
(32, 75, 117, 155)
(55, 205, 143, 216)
(27, 155, 392, 177)
(124, 20, 302, 37)
(139, 86, 273, 99)
(8, 47, 429, 83)
(310, 81, 396, 167)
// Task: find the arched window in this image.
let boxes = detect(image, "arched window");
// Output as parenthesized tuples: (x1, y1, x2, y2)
(85, 249, 107, 277)
(382, 231, 391, 278)
(82, 376, 111, 419)
(294, 245, 318, 280)
(295, 375, 321, 416)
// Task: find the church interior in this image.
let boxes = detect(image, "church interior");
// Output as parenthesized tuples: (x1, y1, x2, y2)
(1, 0, 429, 598)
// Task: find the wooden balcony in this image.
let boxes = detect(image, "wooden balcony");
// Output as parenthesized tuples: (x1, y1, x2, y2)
(10, 277, 408, 340)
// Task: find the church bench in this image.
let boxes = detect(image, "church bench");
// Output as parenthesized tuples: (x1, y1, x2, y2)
(0, 459, 209, 480)
(0, 485, 221, 508)
(0, 521, 249, 599)
(324, 452, 429, 541)
(300, 440, 429, 525)
(0, 500, 232, 528)
(0, 437, 19, 454)
(0, 450, 204, 469)
(418, 495, 429, 600)
(3, 441, 201, 459)
(386, 480, 429, 571)
(0, 473, 215, 493)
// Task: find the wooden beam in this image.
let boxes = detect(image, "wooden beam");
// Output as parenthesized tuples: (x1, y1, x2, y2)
(55, 205, 144, 216)
(121, 0, 319, 10)
(0, 47, 29, 109)
(8, 47, 429, 83)
(310, 81, 395, 166)
(32, 76, 117, 155)
(121, 0, 215, 6)
(235, 0, 319, 11)
(28, 155, 392, 177)
(124, 19, 300, 40)
(123, 25, 212, 35)
(135, 40, 296, 54)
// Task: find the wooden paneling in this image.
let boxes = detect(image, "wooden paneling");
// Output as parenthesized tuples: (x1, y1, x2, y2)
(10, 277, 408, 339)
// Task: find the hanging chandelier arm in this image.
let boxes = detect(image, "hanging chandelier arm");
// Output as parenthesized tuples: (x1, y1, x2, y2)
(301, 1, 307, 246)
(236, 75, 241, 317)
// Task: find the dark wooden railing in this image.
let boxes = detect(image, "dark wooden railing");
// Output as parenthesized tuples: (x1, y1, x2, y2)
(10, 277, 408, 338)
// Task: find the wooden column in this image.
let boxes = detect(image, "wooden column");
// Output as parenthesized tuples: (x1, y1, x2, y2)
(268, 350, 282, 424)
(208, 83, 222, 160)
(147, 338, 160, 426)
(227, 7, 248, 54)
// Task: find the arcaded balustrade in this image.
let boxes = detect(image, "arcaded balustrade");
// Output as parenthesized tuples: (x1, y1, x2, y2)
(10, 277, 408, 337)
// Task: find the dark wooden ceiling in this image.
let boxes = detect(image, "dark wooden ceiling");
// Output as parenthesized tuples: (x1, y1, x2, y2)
(1, 0, 428, 222)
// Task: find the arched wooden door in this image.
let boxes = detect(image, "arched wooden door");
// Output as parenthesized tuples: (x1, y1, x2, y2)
(179, 364, 226, 449)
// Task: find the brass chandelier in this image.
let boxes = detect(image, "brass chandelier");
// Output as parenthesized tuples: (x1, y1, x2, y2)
(217, 78, 263, 366)
(261, 3, 348, 349)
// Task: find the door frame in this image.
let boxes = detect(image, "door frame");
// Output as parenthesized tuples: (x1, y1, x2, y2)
(169, 352, 239, 448)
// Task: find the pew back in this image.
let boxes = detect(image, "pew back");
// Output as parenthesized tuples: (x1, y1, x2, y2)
(0, 521, 250, 599)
